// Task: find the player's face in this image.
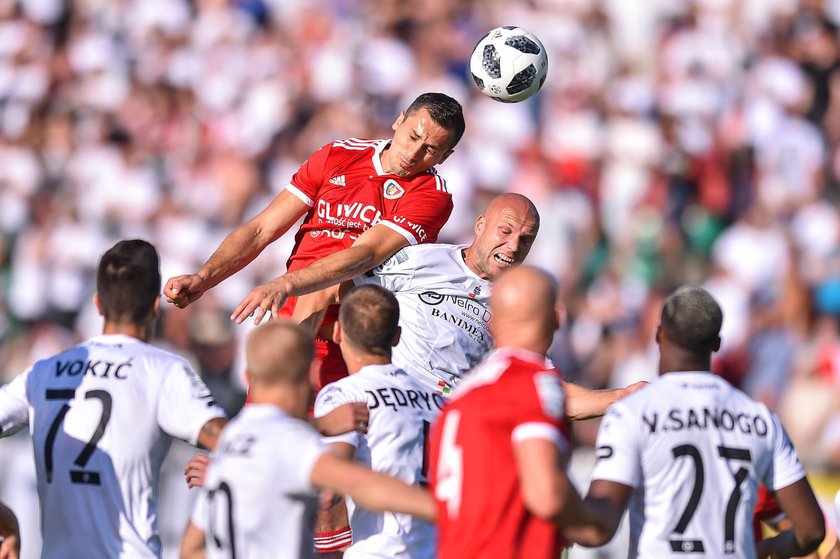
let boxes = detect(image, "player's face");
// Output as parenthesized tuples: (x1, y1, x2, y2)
(471, 206, 539, 280)
(382, 108, 455, 177)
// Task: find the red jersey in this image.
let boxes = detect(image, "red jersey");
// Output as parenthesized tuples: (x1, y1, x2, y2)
(285, 137, 452, 272)
(429, 348, 570, 559)
(282, 138, 453, 389)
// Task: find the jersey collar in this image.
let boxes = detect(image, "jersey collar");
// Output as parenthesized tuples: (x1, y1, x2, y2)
(488, 346, 552, 368)
(372, 139, 392, 176)
(89, 334, 143, 346)
(357, 363, 404, 377)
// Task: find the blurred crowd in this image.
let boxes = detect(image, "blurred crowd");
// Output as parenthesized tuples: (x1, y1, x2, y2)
(0, 0, 839, 485)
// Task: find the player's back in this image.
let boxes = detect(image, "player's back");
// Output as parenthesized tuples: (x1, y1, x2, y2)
(315, 364, 442, 559)
(592, 372, 806, 558)
(8, 334, 224, 558)
(431, 348, 568, 559)
(196, 405, 326, 559)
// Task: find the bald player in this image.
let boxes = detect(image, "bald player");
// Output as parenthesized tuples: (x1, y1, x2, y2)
(181, 321, 436, 559)
(356, 192, 644, 406)
(429, 266, 603, 559)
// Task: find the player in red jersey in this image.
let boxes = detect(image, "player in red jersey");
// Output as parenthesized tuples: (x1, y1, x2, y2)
(165, 92, 465, 389)
(429, 266, 603, 559)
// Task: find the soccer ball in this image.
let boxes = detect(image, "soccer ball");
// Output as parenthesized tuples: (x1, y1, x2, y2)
(469, 26, 548, 103)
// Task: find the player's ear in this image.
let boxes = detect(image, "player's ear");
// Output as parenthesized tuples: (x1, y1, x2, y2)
(152, 295, 161, 318)
(474, 214, 486, 236)
(392, 325, 401, 347)
(712, 336, 721, 353)
(392, 111, 406, 131)
(93, 293, 104, 316)
(332, 321, 343, 344)
(655, 325, 662, 345)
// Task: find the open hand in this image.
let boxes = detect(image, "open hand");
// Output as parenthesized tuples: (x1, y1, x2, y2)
(231, 279, 290, 325)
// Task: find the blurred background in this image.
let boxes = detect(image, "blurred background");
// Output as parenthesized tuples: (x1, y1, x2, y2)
(0, 0, 838, 556)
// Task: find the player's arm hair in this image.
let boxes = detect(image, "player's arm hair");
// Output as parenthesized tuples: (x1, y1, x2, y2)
(310, 452, 436, 522)
(563, 382, 645, 421)
(196, 417, 228, 451)
(194, 190, 308, 289)
(565, 479, 632, 548)
(513, 437, 622, 546)
(757, 477, 825, 558)
(180, 521, 206, 559)
(279, 225, 410, 298)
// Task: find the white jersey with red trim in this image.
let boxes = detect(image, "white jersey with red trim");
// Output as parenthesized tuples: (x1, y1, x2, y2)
(314, 364, 442, 559)
(284, 138, 453, 274)
(0, 334, 226, 559)
(355, 244, 491, 394)
(591, 371, 806, 559)
(191, 405, 328, 559)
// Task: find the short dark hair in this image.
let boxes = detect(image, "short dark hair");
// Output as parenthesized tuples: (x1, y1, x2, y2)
(339, 285, 400, 358)
(405, 92, 466, 149)
(96, 239, 161, 323)
(661, 286, 723, 354)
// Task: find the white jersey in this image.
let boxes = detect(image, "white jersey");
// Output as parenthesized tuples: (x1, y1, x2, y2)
(0, 334, 226, 559)
(356, 244, 491, 393)
(314, 364, 443, 559)
(591, 372, 806, 559)
(191, 405, 328, 559)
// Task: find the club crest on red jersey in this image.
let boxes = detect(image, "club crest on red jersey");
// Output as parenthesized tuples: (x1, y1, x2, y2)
(383, 179, 405, 200)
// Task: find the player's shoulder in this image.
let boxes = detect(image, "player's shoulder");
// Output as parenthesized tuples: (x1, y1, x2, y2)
(314, 377, 366, 414)
(379, 242, 460, 270)
(330, 137, 381, 152)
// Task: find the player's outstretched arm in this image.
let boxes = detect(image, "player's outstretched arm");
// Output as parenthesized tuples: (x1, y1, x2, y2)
(232, 224, 410, 325)
(757, 478, 825, 558)
(564, 381, 647, 421)
(165, 190, 309, 309)
(179, 521, 206, 559)
(0, 501, 20, 559)
(310, 452, 436, 522)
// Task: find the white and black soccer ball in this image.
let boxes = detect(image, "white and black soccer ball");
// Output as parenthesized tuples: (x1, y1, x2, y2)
(469, 26, 548, 103)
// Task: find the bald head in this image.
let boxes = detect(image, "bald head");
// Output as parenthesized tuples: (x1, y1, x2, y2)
(485, 193, 540, 226)
(245, 321, 314, 387)
(490, 266, 559, 354)
(464, 193, 540, 281)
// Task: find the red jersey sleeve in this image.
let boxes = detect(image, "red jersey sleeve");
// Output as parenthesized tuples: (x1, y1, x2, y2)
(380, 174, 453, 245)
(286, 143, 332, 206)
(510, 368, 569, 452)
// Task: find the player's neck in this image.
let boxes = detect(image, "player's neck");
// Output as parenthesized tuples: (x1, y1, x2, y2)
(344, 352, 392, 375)
(461, 247, 490, 280)
(658, 354, 712, 375)
(101, 321, 152, 342)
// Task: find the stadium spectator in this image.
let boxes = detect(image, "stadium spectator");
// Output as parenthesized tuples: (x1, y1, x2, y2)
(568, 286, 825, 558)
(430, 266, 604, 558)
(0, 239, 228, 558)
(165, 91, 464, 390)
(180, 320, 436, 559)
